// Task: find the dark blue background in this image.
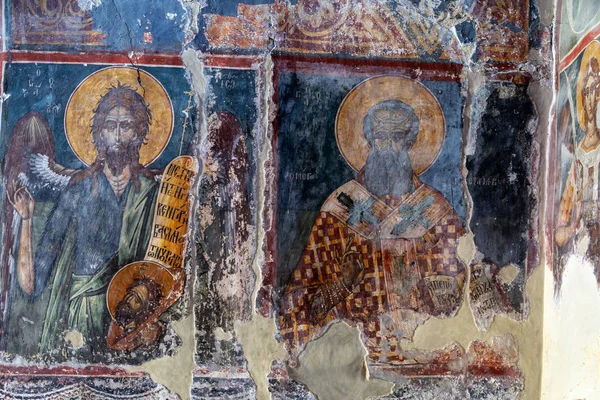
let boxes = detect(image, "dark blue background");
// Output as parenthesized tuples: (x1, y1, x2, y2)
(8, 0, 186, 52)
(1, 63, 196, 170)
(276, 72, 464, 288)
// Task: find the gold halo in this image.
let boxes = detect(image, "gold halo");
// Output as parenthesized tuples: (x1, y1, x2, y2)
(335, 75, 445, 175)
(65, 66, 174, 166)
(106, 261, 177, 321)
(577, 40, 600, 130)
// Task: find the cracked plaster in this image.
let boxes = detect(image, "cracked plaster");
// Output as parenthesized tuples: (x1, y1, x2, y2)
(0, 0, 562, 398)
(120, 47, 206, 400)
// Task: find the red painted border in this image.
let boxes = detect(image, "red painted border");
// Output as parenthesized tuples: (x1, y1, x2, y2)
(0, 51, 530, 76)
(0, 51, 265, 69)
(4, 50, 183, 66)
(273, 53, 464, 81)
(203, 54, 262, 69)
(559, 22, 600, 71)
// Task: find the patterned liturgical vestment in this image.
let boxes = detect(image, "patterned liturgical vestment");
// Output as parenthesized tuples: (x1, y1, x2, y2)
(280, 174, 464, 363)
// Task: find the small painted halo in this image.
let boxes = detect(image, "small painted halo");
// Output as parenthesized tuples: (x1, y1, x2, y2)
(106, 261, 176, 321)
(64, 66, 174, 166)
(335, 75, 445, 175)
(577, 40, 600, 130)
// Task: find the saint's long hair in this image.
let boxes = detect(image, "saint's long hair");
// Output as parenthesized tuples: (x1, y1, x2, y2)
(71, 82, 155, 192)
(582, 57, 600, 128)
(90, 82, 152, 154)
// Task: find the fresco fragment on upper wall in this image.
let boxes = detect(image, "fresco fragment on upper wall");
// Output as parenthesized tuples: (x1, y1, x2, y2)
(8, 0, 187, 52)
(559, 0, 600, 61)
(555, 41, 600, 291)
(199, 0, 533, 63)
(0, 63, 198, 364)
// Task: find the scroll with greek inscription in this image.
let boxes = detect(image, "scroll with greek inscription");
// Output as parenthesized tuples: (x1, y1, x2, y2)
(106, 155, 199, 350)
(145, 156, 198, 268)
(469, 262, 512, 331)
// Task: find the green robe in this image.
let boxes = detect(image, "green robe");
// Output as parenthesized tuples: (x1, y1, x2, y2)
(39, 175, 157, 355)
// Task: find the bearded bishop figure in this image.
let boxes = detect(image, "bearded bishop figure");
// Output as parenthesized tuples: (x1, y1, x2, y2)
(279, 99, 465, 363)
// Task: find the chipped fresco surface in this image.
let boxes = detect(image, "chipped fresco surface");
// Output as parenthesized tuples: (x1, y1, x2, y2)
(0, 0, 561, 398)
(554, 0, 600, 293)
(544, 0, 600, 397)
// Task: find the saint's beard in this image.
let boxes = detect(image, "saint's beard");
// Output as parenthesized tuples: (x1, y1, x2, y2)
(99, 142, 140, 176)
(364, 148, 414, 198)
(115, 300, 150, 331)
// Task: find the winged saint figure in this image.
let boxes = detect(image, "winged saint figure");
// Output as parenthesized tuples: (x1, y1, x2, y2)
(2, 83, 163, 358)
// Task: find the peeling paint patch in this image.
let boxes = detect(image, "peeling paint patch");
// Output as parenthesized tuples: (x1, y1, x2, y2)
(458, 232, 477, 266)
(77, 0, 101, 11)
(213, 327, 233, 341)
(498, 264, 520, 286)
(64, 330, 84, 349)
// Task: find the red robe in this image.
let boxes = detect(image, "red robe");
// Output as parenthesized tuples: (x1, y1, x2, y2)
(279, 175, 464, 363)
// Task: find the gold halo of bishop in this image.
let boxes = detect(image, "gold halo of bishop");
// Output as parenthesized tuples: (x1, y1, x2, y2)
(335, 75, 446, 175)
(65, 66, 174, 166)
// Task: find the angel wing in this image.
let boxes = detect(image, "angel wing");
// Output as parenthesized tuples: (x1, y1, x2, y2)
(23, 153, 76, 192)
(4, 112, 79, 197)
(0, 112, 79, 335)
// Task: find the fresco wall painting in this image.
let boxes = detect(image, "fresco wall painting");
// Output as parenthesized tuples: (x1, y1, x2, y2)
(265, 53, 533, 397)
(554, 0, 600, 293)
(0, 0, 554, 398)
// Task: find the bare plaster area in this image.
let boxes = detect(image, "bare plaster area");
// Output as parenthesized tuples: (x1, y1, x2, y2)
(64, 330, 84, 350)
(236, 314, 289, 400)
(128, 315, 196, 400)
(288, 322, 394, 400)
(542, 257, 600, 400)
